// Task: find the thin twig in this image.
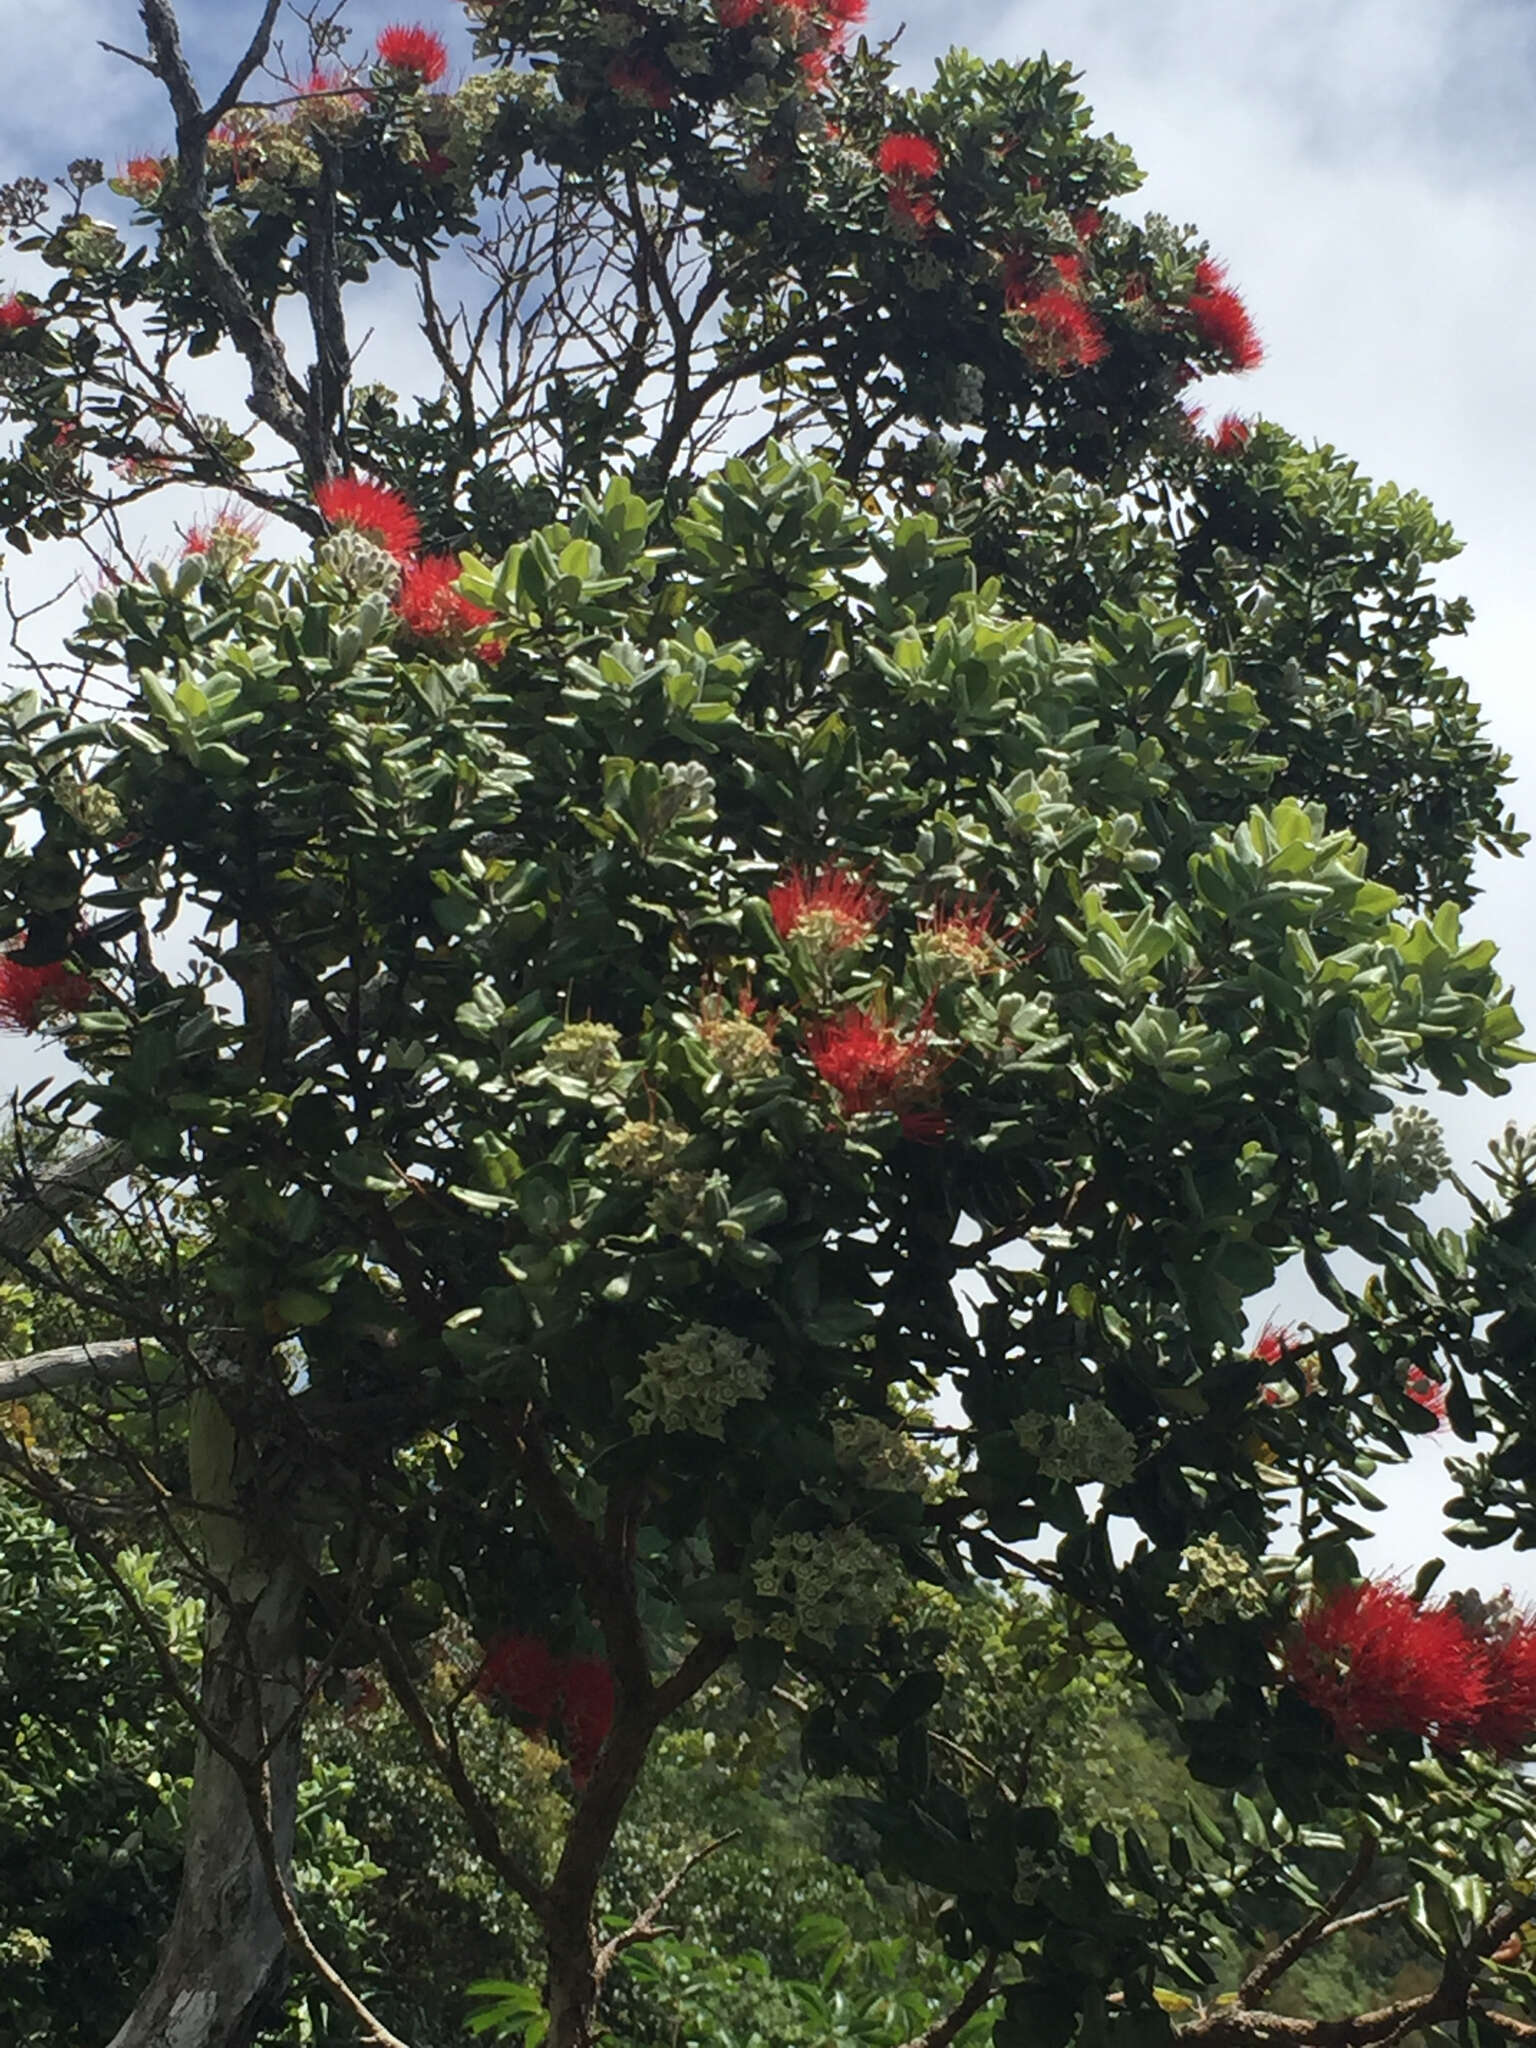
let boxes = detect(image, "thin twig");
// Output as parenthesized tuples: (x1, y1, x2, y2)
(1239, 1836, 1375, 2006)
(593, 1831, 742, 1985)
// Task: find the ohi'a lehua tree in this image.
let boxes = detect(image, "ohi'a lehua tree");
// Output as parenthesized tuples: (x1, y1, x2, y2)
(4, 1, 1536, 2044)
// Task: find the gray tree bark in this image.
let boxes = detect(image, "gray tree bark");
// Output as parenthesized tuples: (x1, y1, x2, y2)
(105, 1391, 306, 2048)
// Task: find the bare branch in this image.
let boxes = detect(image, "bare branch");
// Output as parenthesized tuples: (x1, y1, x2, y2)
(593, 1831, 741, 1985)
(369, 1619, 547, 1913)
(204, 0, 283, 129)
(1239, 1836, 1375, 2007)
(136, 0, 326, 477)
(240, 1746, 415, 2048)
(0, 1336, 152, 1400)
(0, 1136, 126, 1261)
(894, 1955, 1000, 2048)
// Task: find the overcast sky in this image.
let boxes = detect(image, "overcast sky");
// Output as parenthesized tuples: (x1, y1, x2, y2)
(3, 0, 1534, 1588)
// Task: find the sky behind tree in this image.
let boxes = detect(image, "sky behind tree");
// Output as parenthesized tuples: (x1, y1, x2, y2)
(3, 0, 1534, 1585)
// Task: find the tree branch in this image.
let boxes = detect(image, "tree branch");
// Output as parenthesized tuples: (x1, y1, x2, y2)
(136, 0, 328, 478)
(0, 1136, 125, 1261)
(895, 1955, 1000, 2048)
(593, 1830, 741, 1986)
(0, 1337, 152, 1400)
(368, 1619, 547, 1914)
(240, 1745, 416, 2048)
(1239, 1836, 1375, 2006)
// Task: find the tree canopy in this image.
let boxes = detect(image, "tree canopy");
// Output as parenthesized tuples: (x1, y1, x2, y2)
(3, 5, 1536, 2047)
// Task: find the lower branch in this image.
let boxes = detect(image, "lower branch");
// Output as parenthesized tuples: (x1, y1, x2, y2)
(593, 1831, 741, 1989)
(0, 1336, 152, 1399)
(894, 1955, 1000, 2048)
(1239, 1836, 1375, 2007)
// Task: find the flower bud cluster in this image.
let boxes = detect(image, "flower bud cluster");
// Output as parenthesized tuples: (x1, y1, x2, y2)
(318, 529, 403, 598)
(1175, 1536, 1268, 1624)
(594, 1119, 691, 1178)
(1356, 1104, 1451, 1202)
(1013, 1399, 1137, 1488)
(740, 1525, 906, 1647)
(629, 1322, 772, 1438)
(831, 1412, 928, 1493)
(542, 1021, 623, 1085)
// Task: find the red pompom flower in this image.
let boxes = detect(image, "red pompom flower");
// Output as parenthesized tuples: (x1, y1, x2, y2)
(477, 1635, 615, 1786)
(1190, 257, 1263, 371)
(376, 23, 449, 82)
(1210, 413, 1252, 456)
(0, 956, 94, 1033)
(183, 503, 264, 563)
(558, 1656, 616, 1786)
(714, 0, 765, 24)
(121, 156, 166, 202)
(1405, 1366, 1449, 1425)
(1009, 286, 1107, 374)
(876, 133, 941, 183)
(1475, 1617, 1536, 1757)
(769, 865, 884, 951)
(1284, 1580, 1488, 1748)
(396, 555, 495, 644)
(0, 297, 41, 333)
(607, 57, 673, 109)
(478, 1632, 563, 1723)
(1251, 1319, 1296, 1369)
(313, 475, 420, 563)
(806, 1003, 945, 1138)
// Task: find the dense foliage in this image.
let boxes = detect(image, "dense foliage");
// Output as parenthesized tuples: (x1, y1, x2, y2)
(3, 4, 1536, 2046)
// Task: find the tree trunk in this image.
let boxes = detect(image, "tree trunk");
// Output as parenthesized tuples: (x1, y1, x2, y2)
(107, 1392, 306, 2048)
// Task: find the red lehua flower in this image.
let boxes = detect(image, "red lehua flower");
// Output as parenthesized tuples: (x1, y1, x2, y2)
(769, 865, 884, 950)
(887, 186, 938, 232)
(876, 133, 942, 183)
(825, 0, 868, 27)
(1285, 1581, 1488, 1748)
(1251, 1318, 1295, 1367)
(806, 1004, 942, 1128)
(183, 502, 264, 560)
(607, 56, 673, 109)
(1405, 1366, 1449, 1425)
(423, 148, 453, 179)
(1073, 206, 1103, 239)
(122, 155, 165, 199)
(209, 121, 260, 179)
(1210, 412, 1252, 455)
(558, 1656, 616, 1786)
(396, 555, 495, 643)
(714, 0, 765, 24)
(916, 899, 1003, 982)
(0, 956, 94, 1033)
(1051, 252, 1087, 291)
(478, 1632, 563, 1724)
(1474, 1618, 1536, 1757)
(478, 637, 507, 668)
(1010, 286, 1108, 373)
(313, 474, 420, 563)
(1189, 258, 1263, 371)
(376, 23, 450, 82)
(0, 297, 40, 332)
(798, 47, 831, 90)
